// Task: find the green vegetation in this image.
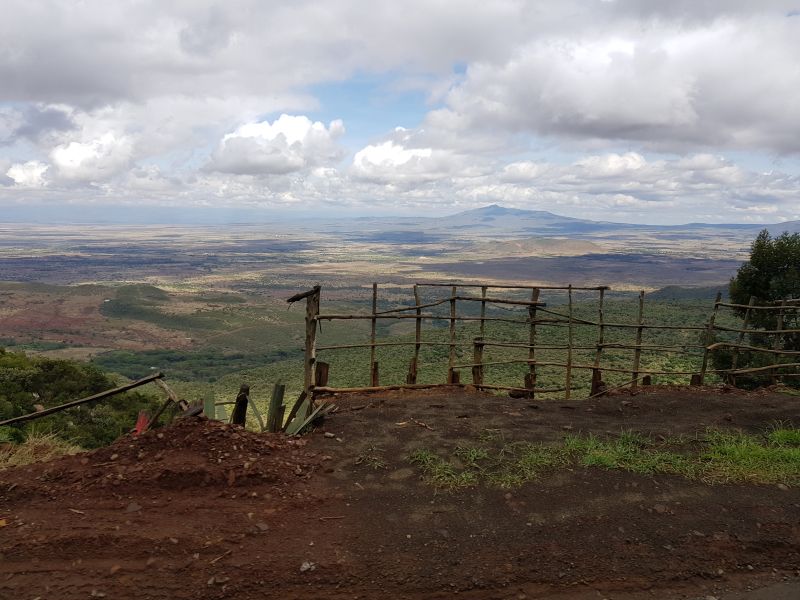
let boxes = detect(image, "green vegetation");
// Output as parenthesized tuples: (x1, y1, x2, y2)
(715, 230, 800, 386)
(702, 428, 800, 485)
(730, 230, 800, 312)
(0, 348, 160, 448)
(407, 426, 800, 489)
(100, 284, 246, 331)
(93, 347, 300, 382)
(563, 431, 695, 477)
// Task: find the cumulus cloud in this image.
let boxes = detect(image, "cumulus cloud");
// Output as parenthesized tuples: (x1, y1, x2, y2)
(51, 132, 133, 182)
(0, 1, 799, 221)
(6, 160, 49, 187)
(208, 115, 345, 175)
(436, 16, 800, 153)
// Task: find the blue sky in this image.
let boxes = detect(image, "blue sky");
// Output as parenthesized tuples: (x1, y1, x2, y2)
(1, 1, 799, 225)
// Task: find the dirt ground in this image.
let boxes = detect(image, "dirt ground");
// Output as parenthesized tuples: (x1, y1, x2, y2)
(1, 385, 799, 600)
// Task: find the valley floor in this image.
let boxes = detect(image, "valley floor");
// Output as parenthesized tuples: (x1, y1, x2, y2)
(1, 386, 799, 599)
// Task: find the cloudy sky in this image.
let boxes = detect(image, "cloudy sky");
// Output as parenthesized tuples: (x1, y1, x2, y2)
(1, 1, 799, 224)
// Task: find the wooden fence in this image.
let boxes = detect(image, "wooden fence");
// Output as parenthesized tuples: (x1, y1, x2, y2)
(282, 284, 799, 428)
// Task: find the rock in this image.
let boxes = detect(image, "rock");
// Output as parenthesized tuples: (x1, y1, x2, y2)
(300, 561, 316, 573)
(109, 565, 121, 575)
(256, 522, 269, 532)
(125, 502, 141, 513)
(324, 432, 335, 438)
(110, 453, 119, 461)
(653, 504, 668, 514)
(777, 483, 789, 491)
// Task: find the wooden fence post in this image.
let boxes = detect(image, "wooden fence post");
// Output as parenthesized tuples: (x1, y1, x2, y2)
(699, 291, 723, 385)
(315, 361, 330, 387)
(448, 285, 457, 382)
(728, 296, 754, 385)
(267, 383, 285, 432)
(772, 299, 787, 384)
(472, 337, 484, 385)
(565, 285, 573, 400)
(593, 287, 606, 371)
(631, 291, 645, 390)
(370, 282, 378, 385)
(528, 288, 540, 397)
(590, 368, 605, 396)
(479, 285, 488, 339)
(408, 284, 422, 384)
(231, 383, 249, 426)
(371, 361, 380, 387)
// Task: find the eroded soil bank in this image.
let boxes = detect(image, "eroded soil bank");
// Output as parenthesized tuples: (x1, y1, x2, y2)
(1, 386, 799, 599)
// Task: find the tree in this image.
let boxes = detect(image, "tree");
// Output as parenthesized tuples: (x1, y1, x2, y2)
(717, 230, 800, 386)
(730, 229, 800, 309)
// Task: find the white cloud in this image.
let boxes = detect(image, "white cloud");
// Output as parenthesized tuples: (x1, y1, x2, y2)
(6, 160, 49, 187)
(208, 115, 345, 175)
(51, 132, 133, 182)
(436, 16, 800, 153)
(0, 1, 799, 221)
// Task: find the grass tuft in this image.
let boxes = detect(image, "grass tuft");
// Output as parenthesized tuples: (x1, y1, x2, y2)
(0, 430, 82, 470)
(701, 428, 800, 485)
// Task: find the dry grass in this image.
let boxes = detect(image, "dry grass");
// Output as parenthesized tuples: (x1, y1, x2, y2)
(0, 431, 83, 470)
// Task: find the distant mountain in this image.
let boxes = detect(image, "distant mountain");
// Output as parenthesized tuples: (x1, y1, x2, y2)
(424, 204, 800, 238)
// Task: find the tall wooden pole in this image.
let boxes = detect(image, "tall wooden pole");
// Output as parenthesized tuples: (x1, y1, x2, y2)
(472, 338, 484, 385)
(370, 283, 378, 386)
(408, 284, 422, 384)
(699, 291, 723, 385)
(565, 285, 573, 399)
(479, 285, 488, 339)
(591, 288, 606, 396)
(631, 291, 645, 390)
(729, 296, 755, 385)
(526, 288, 540, 395)
(448, 285, 457, 383)
(304, 288, 320, 415)
(772, 298, 787, 385)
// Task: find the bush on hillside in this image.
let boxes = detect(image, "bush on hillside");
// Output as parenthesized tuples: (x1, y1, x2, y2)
(0, 348, 161, 447)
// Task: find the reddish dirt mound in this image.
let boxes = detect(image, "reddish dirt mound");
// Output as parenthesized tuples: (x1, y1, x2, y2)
(2, 417, 319, 501)
(1, 387, 799, 600)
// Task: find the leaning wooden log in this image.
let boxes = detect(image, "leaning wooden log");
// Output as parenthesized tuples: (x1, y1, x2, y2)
(286, 285, 321, 304)
(154, 378, 189, 411)
(0, 372, 164, 427)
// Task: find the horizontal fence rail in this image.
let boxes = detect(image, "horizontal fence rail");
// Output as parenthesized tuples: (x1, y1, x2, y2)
(280, 283, 799, 429)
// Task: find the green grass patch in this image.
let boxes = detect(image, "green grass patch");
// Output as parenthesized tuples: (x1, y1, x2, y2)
(408, 449, 479, 488)
(701, 428, 800, 485)
(408, 426, 800, 490)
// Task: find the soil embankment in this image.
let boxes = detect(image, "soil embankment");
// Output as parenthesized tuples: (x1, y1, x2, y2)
(1, 386, 799, 599)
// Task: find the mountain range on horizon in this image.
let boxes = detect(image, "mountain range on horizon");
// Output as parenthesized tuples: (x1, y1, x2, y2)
(1, 203, 798, 237)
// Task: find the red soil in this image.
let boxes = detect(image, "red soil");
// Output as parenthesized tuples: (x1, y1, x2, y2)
(1, 386, 799, 599)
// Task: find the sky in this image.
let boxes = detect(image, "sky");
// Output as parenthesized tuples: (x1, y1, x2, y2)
(1, 0, 800, 225)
